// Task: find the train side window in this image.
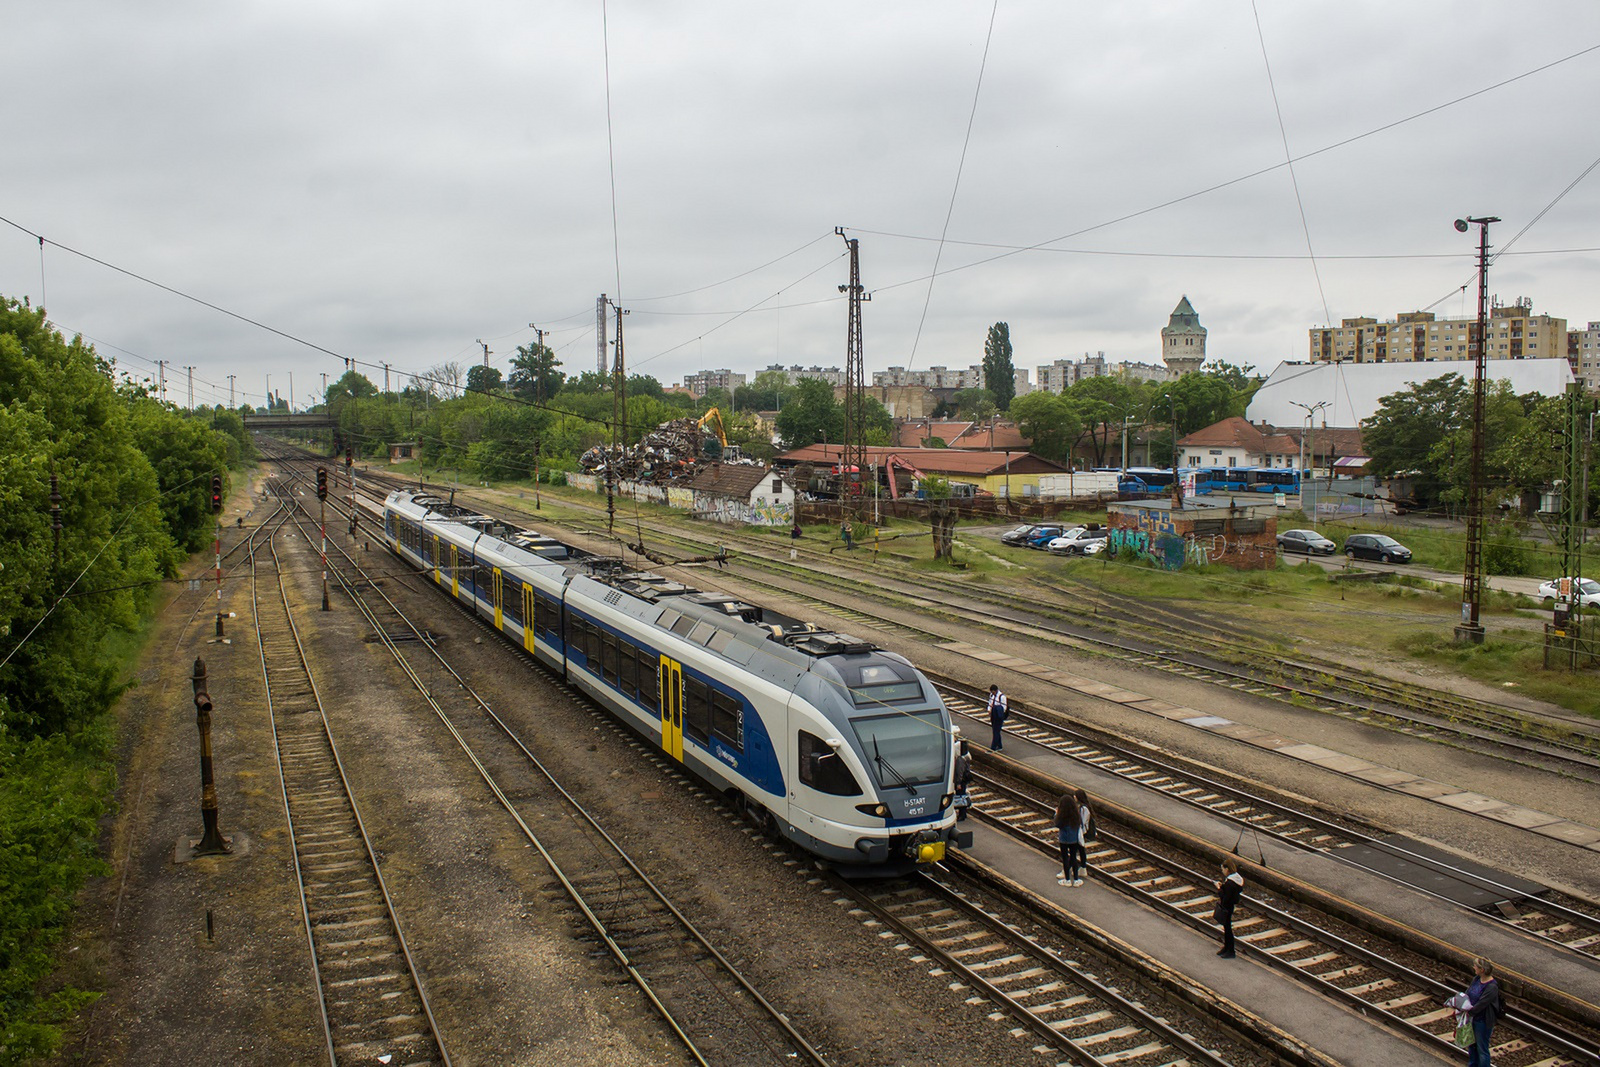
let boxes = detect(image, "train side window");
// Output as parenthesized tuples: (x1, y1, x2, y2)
(710, 690, 743, 750)
(684, 677, 711, 743)
(799, 731, 861, 796)
(636, 649, 659, 711)
(542, 594, 561, 641)
(601, 631, 619, 685)
(504, 582, 524, 625)
(618, 638, 637, 696)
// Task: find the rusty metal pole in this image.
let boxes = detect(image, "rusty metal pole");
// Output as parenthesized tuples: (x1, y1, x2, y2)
(191, 658, 229, 855)
(1454, 215, 1498, 645)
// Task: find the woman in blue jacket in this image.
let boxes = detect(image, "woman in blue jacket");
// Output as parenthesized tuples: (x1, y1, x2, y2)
(1465, 957, 1502, 1067)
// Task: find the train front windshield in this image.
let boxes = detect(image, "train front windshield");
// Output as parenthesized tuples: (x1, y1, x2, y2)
(851, 711, 947, 790)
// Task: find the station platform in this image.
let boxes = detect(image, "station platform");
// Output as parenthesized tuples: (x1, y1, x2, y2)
(963, 822, 1446, 1067)
(960, 704, 1600, 1031)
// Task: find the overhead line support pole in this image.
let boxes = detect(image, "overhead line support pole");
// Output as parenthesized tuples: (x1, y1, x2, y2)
(1454, 215, 1498, 645)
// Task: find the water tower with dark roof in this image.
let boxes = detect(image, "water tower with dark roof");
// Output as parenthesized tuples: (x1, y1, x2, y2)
(1161, 295, 1207, 377)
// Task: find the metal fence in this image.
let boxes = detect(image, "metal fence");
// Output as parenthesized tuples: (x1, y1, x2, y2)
(1301, 476, 1386, 519)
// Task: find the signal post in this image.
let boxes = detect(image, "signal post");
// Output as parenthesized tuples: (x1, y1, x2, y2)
(317, 466, 329, 610)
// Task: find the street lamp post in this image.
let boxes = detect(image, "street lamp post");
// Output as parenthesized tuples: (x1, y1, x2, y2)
(1122, 415, 1136, 473)
(1290, 400, 1329, 484)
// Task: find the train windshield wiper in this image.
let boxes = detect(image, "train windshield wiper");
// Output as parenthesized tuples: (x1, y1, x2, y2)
(872, 738, 918, 795)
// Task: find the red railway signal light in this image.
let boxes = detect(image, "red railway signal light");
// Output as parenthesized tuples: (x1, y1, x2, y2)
(316, 467, 328, 500)
(210, 475, 223, 512)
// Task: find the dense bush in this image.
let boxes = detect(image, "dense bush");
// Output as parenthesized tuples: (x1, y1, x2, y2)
(0, 296, 245, 1054)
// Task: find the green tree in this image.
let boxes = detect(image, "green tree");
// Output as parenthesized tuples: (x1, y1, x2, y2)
(465, 364, 503, 394)
(949, 388, 997, 421)
(1361, 374, 1469, 509)
(983, 322, 1016, 410)
(1008, 390, 1081, 464)
(1064, 376, 1146, 467)
(775, 377, 842, 448)
(124, 398, 233, 552)
(507, 341, 565, 402)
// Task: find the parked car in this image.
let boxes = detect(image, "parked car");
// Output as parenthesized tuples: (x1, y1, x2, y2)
(1046, 527, 1108, 556)
(1537, 577, 1600, 608)
(1000, 524, 1044, 546)
(1080, 538, 1108, 556)
(1343, 533, 1412, 564)
(1277, 528, 1337, 556)
(1024, 525, 1068, 549)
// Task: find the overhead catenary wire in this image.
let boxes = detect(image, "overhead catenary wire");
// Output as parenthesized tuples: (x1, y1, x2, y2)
(906, 0, 1000, 371)
(1252, 0, 1331, 327)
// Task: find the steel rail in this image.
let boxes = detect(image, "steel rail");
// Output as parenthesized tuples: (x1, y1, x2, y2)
(287, 489, 831, 1067)
(253, 490, 451, 1067)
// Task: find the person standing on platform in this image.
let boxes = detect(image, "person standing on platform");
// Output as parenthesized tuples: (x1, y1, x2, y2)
(1464, 957, 1502, 1067)
(1074, 788, 1095, 883)
(841, 519, 854, 550)
(1055, 793, 1084, 886)
(986, 685, 1008, 750)
(953, 740, 972, 821)
(1214, 857, 1244, 958)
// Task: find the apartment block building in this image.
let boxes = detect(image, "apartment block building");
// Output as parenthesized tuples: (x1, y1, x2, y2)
(1573, 322, 1600, 390)
(871, 365, 985, 390)
(1309, 299, 1566, 365)
(1035, 352, 1171, 394)
(682, 368, 747, 397)
(761, 363, 845, 387)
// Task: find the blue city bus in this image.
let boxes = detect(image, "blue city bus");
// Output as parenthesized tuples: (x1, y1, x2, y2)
(1246, 468, 1301, 493)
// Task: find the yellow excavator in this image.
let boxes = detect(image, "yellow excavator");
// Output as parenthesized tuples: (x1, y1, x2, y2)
(697, 408, 728, 458)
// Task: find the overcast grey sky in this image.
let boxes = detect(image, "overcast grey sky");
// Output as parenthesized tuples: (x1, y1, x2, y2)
(5, 2, 1600, 410)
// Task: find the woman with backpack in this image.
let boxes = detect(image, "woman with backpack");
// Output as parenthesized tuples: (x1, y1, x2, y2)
(1055, 793, 1086, 886)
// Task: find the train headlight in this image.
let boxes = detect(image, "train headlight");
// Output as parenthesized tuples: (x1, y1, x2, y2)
(855, 803, 890, 818)
(939, 793, 953, 810)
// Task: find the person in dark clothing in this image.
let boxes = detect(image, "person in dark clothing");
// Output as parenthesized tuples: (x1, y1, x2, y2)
(1214, 857, 1243, 958)
(1465, 956, 1502, 1067)
(841, 520, 854, 549)
(791, 522, 803, 540)
(952, 740, 972, 821)
(1054, 793, 1084, 886)
(986, 685, 1008, 750)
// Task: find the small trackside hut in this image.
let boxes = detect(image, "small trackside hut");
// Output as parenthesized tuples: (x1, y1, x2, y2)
(382, 487, 971, 873)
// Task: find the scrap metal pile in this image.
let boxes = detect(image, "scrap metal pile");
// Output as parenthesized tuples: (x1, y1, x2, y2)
(579, 413, 754, 484)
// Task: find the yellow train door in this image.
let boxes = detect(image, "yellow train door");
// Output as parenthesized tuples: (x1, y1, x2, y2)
(450, 545, 460, 598)
(522, 584, 535, 652)
(492, 568, 504, 629)
(659, 657, 684, 761)
(432, 535, 443, 585)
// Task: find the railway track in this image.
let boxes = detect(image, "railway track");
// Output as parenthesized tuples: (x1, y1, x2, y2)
(932, 677, 1600, 967)
(279, 483, 831, 1067)
(836, 868, 1244, 1067)
(252, 504, 451, 1067)
(966, 771, 1599, 1066)
(259, 443, 1347, 1065)
(255, 443, 1600, 1062)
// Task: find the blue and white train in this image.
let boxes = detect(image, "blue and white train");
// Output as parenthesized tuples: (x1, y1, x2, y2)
(383, 488, 972, 874)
